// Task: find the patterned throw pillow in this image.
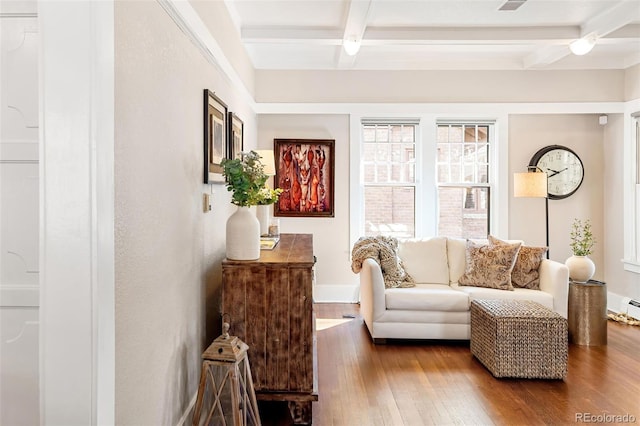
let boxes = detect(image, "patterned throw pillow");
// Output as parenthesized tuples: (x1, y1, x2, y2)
(458, 239, 521, 291)
(488, 236, 547, 289)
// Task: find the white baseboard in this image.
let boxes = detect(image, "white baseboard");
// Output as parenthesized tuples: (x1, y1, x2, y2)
(176, 392, 197, 426)
(313, 284, 360, 303)
(607, 290, 627, 314)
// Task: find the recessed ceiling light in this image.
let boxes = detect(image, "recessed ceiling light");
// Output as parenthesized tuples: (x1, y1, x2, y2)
(569, 37, 596, 55)
(343, 36, 361, 56)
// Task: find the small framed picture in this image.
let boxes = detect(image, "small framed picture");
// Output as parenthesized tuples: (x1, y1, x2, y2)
(203, 89, 227, 183)
(274, 139, 335, 217)
(228, 112, 244, 160)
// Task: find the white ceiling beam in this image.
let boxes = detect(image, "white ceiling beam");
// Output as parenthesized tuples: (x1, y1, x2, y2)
(240, 25, 638, 46)
(581, 0, 640, 38)
(242, 27, 343, 44)
(524, 0, 639, 68)
(523, 45, 572, 69)
(364, 26, 580, 44)
(336, 0, 373, 68)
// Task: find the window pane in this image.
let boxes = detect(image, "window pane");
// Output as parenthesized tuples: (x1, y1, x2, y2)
(390, 125, 403, 142)
(363, 126, 376, 142)
(363, 144, 376, 162)
(376, 126, 389, 142)
(437, 144, 448, 162)
(477, 144, 488, 163)
(391, 164, 401, 182)
(365, 186, 415, 238)
(464, 125, 476, 142)
(437, 187, 489, 239)
(377, 165, 389, 181)
(438, 165, 449, 182)
(450, 143, 463, 165)
(450, 126, 463, 142)
(478, 126, 488, 142)
(376, 145, 389, 162)
(402, 126, 415, 142)
(437, 126, 449, 143)
(477, 164, 488, 183)
(390, 143, 402, 162)
(363, 164, 376, 183)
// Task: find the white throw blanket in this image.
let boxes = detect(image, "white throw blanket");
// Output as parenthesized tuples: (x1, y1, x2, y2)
(351, 236, 415, 289)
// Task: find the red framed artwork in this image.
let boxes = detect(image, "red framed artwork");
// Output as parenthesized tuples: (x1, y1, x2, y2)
(274, 139, 335, 217)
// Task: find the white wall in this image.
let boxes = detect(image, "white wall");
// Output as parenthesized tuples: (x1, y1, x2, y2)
(256, 69, 625, 103)
(625, 64, 640, 101)
(114, 1, 255, 424)
(257, 114, 359, 301)
(508, 115, 605, 270)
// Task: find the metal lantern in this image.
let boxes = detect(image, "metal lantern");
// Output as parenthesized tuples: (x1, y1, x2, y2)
(193, 323, 261, 426)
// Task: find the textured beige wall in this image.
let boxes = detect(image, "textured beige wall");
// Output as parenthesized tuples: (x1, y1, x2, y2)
(255, 69, 625, 103)
(257, 114, 357, 291)
(190, 0, 255, 96)
(625, 64, 640, 101)
(114, 2, 255, 424)
(508, 115, 605, 274)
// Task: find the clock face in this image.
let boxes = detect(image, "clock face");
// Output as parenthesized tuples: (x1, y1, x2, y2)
(530, 145, 584, 199)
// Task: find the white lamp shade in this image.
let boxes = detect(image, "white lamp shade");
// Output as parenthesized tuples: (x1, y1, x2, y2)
(514, 171, 547, 198)
(255, 150, 276, 176)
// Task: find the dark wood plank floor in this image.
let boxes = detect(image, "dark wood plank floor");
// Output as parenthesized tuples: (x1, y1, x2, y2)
(259, 303, 640, 426)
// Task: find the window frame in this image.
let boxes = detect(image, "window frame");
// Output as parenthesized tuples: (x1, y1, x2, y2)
(435, 121, 495, 238)
(361, 120, 420, 238)
(350, 113, 506, 251)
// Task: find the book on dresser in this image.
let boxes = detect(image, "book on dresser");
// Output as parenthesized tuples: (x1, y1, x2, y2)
(221, 233, 317, 425)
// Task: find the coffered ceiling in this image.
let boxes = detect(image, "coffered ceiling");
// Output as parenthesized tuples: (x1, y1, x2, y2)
(223, 0, 640, 70)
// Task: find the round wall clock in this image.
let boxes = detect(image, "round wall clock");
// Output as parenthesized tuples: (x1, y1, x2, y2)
(529, 145, 584, 200)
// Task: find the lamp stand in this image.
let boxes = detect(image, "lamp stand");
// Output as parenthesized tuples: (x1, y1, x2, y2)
(545, 197, 549, 259)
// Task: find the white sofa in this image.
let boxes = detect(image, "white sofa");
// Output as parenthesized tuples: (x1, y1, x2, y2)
(358, 237, 569, 343)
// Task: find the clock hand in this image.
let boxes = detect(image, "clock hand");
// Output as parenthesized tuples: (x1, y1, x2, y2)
(547, 167, 568, 178)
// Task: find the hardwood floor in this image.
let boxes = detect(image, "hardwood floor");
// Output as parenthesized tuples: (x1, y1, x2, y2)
(258, 303, 640, 426)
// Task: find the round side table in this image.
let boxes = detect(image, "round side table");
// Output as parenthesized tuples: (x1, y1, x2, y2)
(568, 279, 607, 346)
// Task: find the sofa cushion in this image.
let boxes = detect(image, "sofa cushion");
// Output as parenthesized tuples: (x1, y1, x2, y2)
(451, 284, 554, 311)
(447, 237, 489, 284)
(489, 235, 547, 290)
(385, 284, 470, 312)
(398, 237, 449, 284)
(458, 240, 521, 291)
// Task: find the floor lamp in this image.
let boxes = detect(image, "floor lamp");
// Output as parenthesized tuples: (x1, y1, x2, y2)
(513, 166, 549, 258)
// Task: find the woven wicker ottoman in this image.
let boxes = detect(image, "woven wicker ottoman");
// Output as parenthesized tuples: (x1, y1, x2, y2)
(470, 299, 568, 379)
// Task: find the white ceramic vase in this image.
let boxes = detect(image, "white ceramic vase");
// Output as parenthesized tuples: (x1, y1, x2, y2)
(565, 255, 595, 283)
(256, 204, 270, 236)
(226, 206, 260, 260)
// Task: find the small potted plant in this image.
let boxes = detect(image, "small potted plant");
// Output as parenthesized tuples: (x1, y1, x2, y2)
(221, 151, 282, 260)
(565, 218, 596, 282)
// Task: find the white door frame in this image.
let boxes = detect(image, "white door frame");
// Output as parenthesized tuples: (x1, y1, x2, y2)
(39, 1, 114, 424)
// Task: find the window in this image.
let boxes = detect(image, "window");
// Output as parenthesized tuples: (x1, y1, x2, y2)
(436, 123, 492, 238)
(362, 121, 417, 238)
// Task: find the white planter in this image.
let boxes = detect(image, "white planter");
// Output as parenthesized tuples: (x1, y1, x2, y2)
(226, 206, 260, 260)
(565, 255, 596, 283)
(256, 204, 270, 236)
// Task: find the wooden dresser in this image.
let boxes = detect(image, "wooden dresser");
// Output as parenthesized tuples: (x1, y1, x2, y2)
(222, 233, 317, 424)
